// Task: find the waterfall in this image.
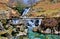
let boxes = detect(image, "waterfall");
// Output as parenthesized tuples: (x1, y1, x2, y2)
(39, 19, 42, 26)
(22, 7, 30, 16)
(27, 19, 35, 28)
(0, 22, 5, 31)
(12, 19, 19, 24)
(27, 19, 42, 28)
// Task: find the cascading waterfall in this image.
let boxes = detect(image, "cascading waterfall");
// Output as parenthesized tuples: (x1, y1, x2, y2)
(22, 7, 30, 16)
(14, 6, 42, 39)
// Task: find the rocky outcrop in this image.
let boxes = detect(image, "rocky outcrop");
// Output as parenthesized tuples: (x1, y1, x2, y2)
(27, 0, 60, 18)
(0, 3, 20, 19)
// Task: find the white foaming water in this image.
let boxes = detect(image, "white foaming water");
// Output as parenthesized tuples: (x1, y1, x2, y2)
(22, 8, 30, 16)
(12, 19, 19, 24)
(26, 19, 35, 28)
(39, 19, 42, 25)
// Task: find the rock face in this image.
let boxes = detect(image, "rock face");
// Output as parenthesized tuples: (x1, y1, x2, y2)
(41, 18, 58, 27)
(0, 3, 11, 19)
(0, 0, 17, 7)
(7, 0, 17, 7)
(27, 0, 60, 17)
(0, 0, 9, 3)
(0, 0, 20, 19)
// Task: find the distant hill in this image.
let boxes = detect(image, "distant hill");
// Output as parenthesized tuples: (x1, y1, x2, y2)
(0, 0, 41, 7)
(16, 0, 41, 6)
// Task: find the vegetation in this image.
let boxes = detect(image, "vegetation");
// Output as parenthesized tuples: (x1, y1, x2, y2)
(15, 1, 25, 13)
(13, 4, 24, 13)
